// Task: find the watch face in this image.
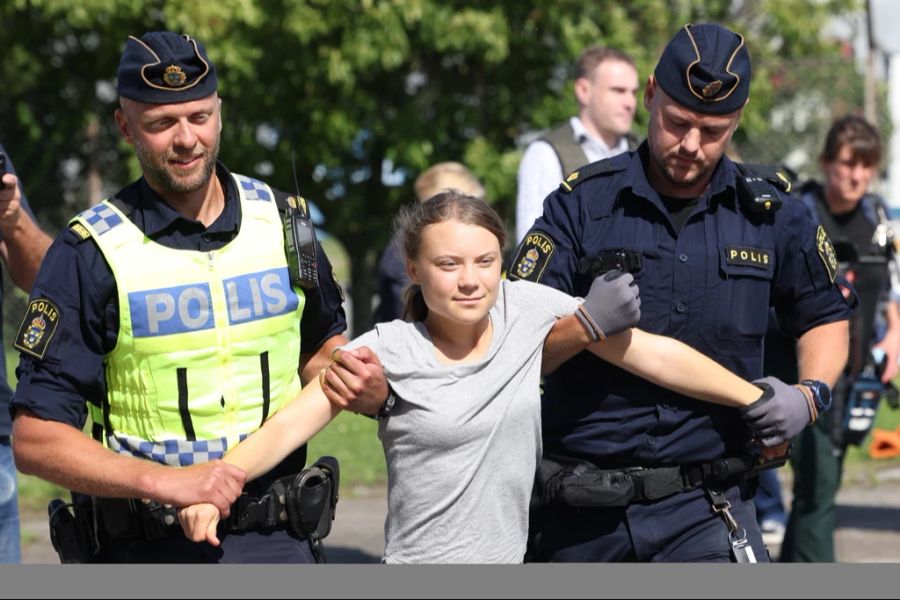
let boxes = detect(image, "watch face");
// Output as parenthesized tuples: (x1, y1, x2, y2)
(804, 380, 832, 412)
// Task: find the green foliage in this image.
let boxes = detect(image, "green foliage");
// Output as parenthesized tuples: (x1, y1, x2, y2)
(307, 412, 386, 490)
(0, 0, 867, 332)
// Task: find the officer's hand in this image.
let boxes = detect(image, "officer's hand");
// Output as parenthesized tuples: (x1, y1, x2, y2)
(742, 377, 812, 447)
(321, 346, 389, 416)
(178, 503, 221, 546)
(579, 270, 641, 340)
(156, 460, 246, 517)
(0, 173, 24, 232)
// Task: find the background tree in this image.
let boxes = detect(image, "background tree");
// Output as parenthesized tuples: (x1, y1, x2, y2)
(0, 0, 868, 334)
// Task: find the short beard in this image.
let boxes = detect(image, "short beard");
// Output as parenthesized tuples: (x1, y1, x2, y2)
(650, 147, 713, 191)
(134, 133, 219, 195)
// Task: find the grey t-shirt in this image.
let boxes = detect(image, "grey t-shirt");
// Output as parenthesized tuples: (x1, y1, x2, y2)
(345, 279, 580, 563)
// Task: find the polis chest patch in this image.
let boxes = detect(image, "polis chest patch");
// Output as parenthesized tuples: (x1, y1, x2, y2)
(15, 298, 61, 360)
(725, 246, 771, 269)
(510, 232, 555, 282)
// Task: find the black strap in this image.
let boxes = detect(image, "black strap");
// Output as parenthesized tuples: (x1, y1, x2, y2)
(260, 351, 271, 425)
(540, 122, 590, 177)
(176, 367, 196, 441)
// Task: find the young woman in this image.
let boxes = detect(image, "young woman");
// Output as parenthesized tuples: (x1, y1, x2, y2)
(178, 192, 770, 563)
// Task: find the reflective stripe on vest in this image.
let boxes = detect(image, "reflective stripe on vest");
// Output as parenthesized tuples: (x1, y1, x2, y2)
(72, 173, 305, 465)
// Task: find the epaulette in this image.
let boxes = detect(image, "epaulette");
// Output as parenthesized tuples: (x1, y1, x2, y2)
(734, 163, 792, 194)
(67, 221, 93, 242)
(559, 157, 628, 193)
(67, 196, 135, 243)
(273, 189, 311, 219)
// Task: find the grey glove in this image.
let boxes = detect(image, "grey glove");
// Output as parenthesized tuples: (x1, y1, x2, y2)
(576, 270, 641, 341)
(742, 376, 813, 447)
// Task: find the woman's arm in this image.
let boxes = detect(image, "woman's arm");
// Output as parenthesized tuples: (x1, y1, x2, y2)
(589, 329, 762, 407)
(224, 375, 342, 480)
(178, 375, 342, 545)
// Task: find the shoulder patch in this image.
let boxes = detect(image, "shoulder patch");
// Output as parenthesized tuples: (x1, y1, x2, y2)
(559, 157, 627, 193)
(14, 297, 62, 360)
(508, 232, 555, 282)
(68, 222, 93, 241)
(816, 225, 838, 282)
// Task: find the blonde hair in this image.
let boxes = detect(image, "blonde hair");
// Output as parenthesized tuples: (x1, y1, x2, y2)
(413, 162, 485, 203)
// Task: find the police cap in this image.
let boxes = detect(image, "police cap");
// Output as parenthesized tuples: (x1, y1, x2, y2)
(116, 32, 217, 104)
(654, 23, 750, 115)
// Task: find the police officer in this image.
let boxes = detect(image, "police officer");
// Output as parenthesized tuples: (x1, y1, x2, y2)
(510, 23, 851, 562)
(778, 115, 900, 562)
(10, 31, 388, 563)
(0, 144, 53, 563)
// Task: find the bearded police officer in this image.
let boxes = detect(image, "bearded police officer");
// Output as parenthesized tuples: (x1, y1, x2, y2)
(510, 23, 851, 562)
(11, 31, 388, 563)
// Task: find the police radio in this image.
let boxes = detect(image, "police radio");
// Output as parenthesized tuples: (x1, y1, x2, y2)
(737, 174, 781, 214)
(842, 348, 889, 447)
(734, 163, 788, 215)
(283, 199, 319, 290)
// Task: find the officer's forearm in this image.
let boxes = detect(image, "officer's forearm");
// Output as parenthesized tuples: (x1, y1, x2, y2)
(299, 334, 349, 385)
(541, 313, 595, 375)
(884, 301, 900, 335)
(589, 328, 761, 407)
(0, 213, 52, 293)
(13, 409, 183, 499)
(796, 319, 849, 388)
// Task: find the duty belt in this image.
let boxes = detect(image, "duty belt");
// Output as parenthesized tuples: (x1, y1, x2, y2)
(537, 453, 787, 509)
(92, 456, 340, 542)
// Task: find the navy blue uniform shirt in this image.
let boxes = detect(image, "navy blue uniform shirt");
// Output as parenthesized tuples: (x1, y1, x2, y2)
(11, 163, 346, 444)
(509, 144, 850, 466)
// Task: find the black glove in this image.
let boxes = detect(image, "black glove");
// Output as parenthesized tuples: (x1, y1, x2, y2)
(575, 270, 641, 341)
(742, 377, 812, 447)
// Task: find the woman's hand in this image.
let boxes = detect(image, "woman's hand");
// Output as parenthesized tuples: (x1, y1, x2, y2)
(178, 503, 222, 546)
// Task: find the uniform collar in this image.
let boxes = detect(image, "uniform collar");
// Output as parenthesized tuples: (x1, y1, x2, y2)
(624, 143, 737, 212)
(124, 161, 241, 238)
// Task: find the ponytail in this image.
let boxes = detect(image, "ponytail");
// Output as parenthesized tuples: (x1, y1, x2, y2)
(403, 283, 428, 322)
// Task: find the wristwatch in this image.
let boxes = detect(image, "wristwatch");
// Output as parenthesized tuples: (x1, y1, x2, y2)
(800, 379, 832, 414)
(361, 387, 397, 421)
(374, 388, 397, 421)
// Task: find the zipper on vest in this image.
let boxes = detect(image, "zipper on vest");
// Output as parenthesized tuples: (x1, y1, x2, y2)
(207, 251, 214, 270)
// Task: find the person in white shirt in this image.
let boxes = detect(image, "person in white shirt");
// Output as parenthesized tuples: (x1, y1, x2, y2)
(516, 47, 639, 242)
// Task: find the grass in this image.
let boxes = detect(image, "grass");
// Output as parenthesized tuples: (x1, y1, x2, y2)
(307, 411, 386, 493)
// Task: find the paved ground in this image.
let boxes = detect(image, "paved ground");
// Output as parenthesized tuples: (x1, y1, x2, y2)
(20, 465, 900, 563)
